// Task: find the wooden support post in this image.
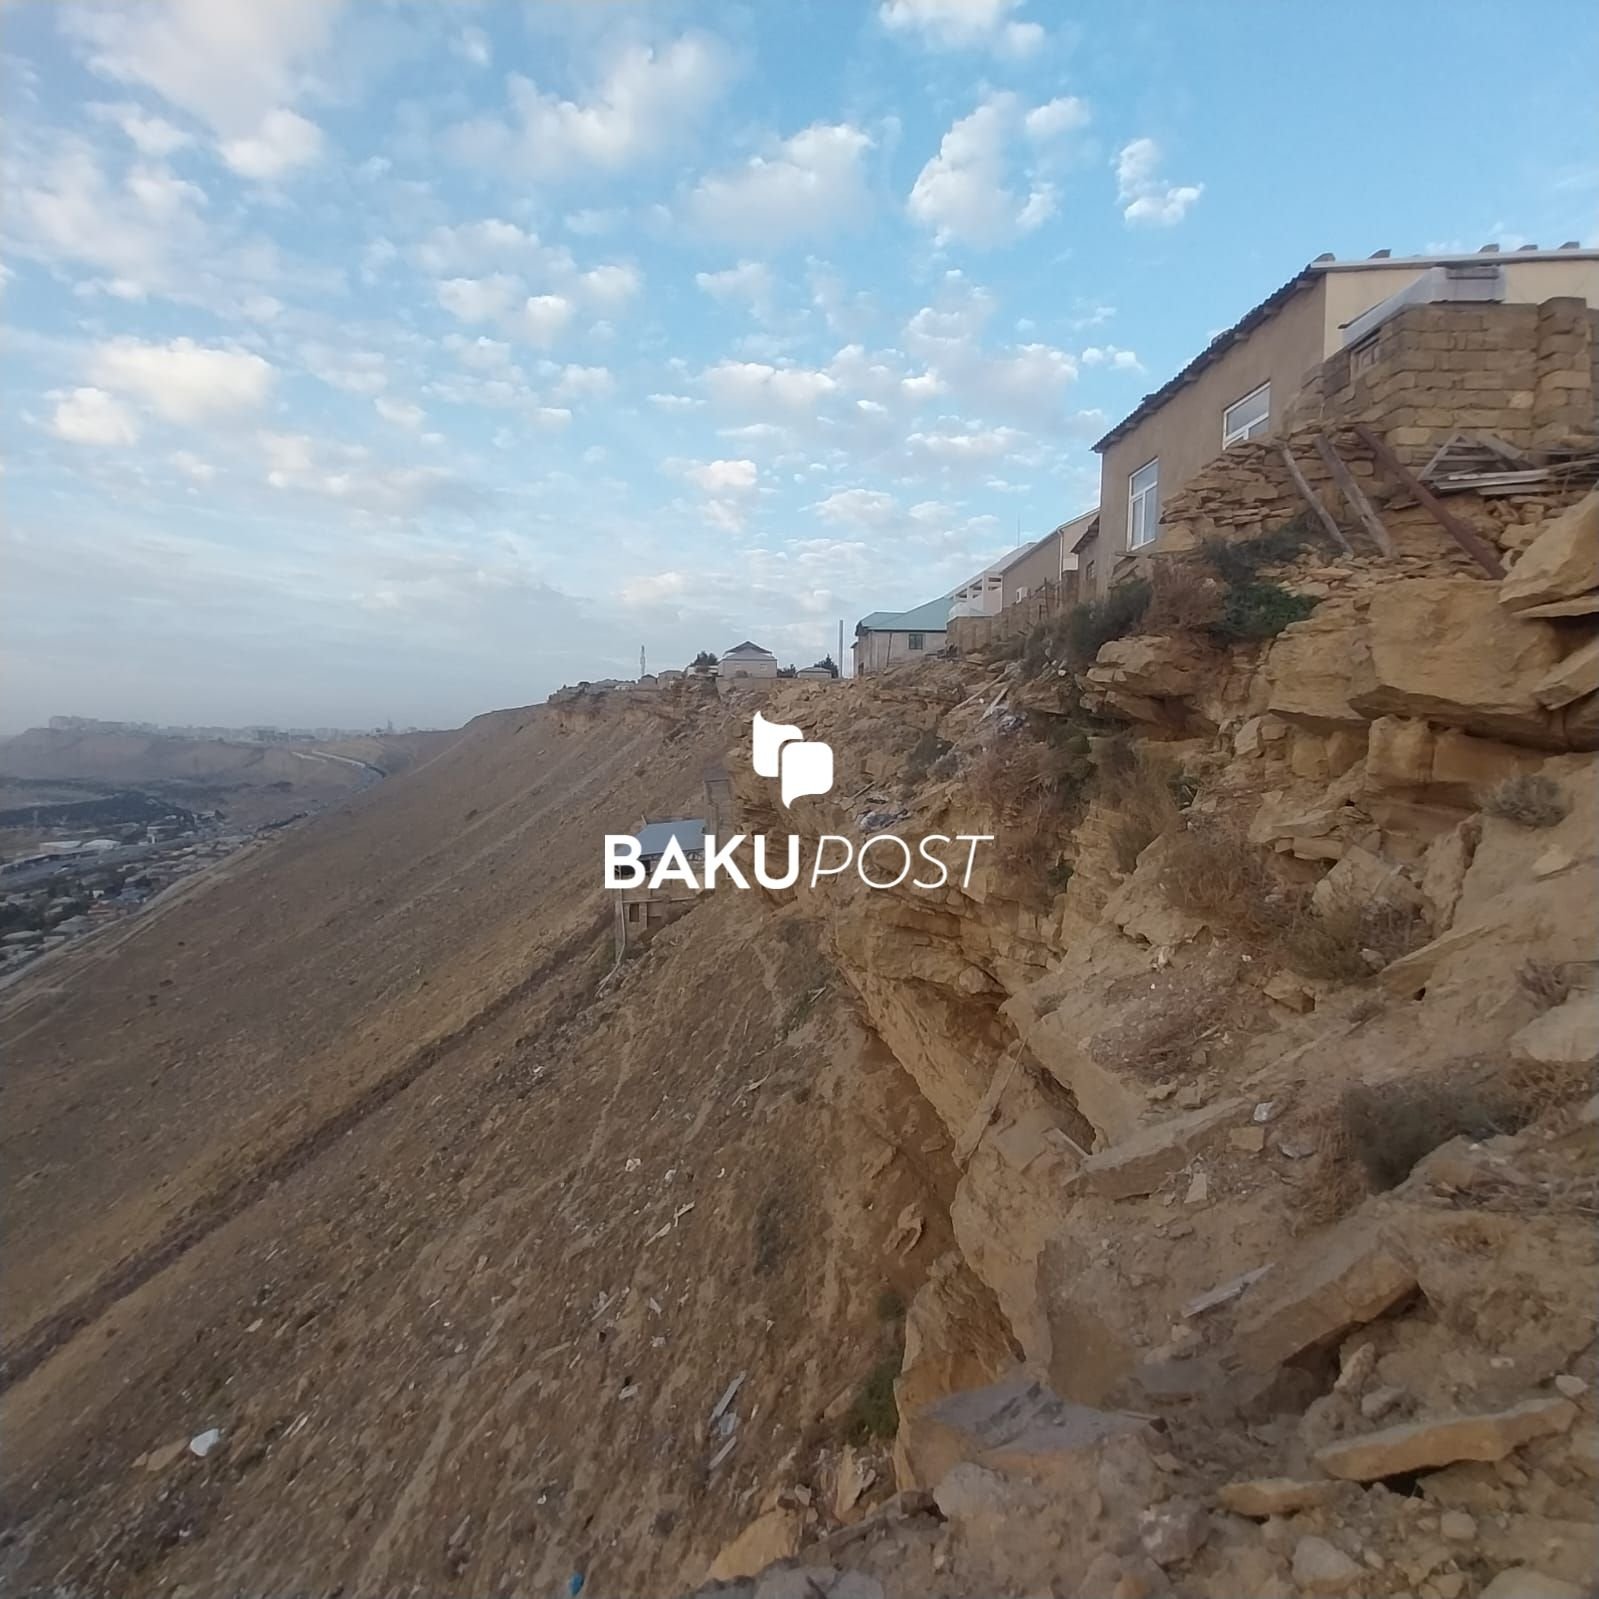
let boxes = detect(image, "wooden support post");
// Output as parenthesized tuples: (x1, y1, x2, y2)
(1352, 423, 1506, 577)
(1313, 432, 1394, 557)
(1278, 442, 1353, 555)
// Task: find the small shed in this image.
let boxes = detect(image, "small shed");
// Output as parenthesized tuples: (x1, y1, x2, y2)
(616, 817, 707, 956)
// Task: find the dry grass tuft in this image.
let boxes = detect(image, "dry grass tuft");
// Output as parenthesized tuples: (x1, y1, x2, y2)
(1158, 819, 1426, 982)
(967, 731, 1093, 875)
(1518, 957, 1573, 1011)
(1479, 773, 1569, 829)
(1096, 739, 1185, 873)
(1140, 559, 1225, 635)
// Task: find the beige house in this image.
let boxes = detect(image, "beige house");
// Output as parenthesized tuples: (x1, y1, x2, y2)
(852, 595, 950, 675)
(1090, 245, 1599, 592)
(719, 640, 779, 679)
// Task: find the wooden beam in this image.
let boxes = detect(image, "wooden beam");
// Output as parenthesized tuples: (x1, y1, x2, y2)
(1352, 423, 1506, 577)
(1313, 431, 1394, 557)
(1278, 442, 1353, 555)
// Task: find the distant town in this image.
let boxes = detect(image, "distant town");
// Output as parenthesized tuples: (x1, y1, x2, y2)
(44, 715, 427, 742)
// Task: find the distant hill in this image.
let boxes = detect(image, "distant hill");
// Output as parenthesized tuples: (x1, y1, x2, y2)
(0, 725, 460, 827)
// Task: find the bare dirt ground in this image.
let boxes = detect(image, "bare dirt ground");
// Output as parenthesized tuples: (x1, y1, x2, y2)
(1, 698, 952, 1596)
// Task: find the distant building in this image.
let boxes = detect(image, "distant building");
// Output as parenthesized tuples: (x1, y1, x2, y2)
(852, 595, 951, 676)
(614, 816, 707, 957)
(719, 641, 779, 679)
(795, 664, 837, 681)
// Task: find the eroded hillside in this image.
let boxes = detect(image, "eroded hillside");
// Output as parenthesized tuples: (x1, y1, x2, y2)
(4, 495, 1599, 1599)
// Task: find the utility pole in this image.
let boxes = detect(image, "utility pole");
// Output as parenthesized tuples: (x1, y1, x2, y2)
(838, 618, 845, 678)
(640, 644, 646, 677)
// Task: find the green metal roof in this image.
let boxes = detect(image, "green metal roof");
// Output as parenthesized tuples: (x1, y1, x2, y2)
(856, 594, 952, 633)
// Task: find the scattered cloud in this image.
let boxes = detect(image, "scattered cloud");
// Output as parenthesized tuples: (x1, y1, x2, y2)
(452, 26, 492, 68)
(219, 108, 325, 182)
(689, 124, 873, 247)
(684, 458, 758, 495)
(695, 260, 776, 316)
(879, 0, 1044, 57)
(90, 337, 276, 424)
(374, 396, 425, 430)
(1115, 137, 1203, 227)
(1081, 344, 1143, 371)
(449, 35, 730, 177)
(701, 359, 838, 415)
(908, 93, 1085, 248)
(50, 387, 140, 447)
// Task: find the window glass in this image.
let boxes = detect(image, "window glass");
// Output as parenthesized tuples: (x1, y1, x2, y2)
(908, 633, 924, 650)
(1223, 381, 1270, 445)
(1128, 458, 1159, 549)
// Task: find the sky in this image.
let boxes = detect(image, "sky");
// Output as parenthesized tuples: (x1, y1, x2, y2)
(4, 0, 1597, 732)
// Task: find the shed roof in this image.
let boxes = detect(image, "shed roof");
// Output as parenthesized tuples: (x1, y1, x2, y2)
(1092, 245, 1599, 454)
(856, 594, 952, 634)
(634, 817, 705, 858)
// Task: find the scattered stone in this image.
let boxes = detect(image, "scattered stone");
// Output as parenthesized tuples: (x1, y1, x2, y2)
(1499, 488, 1599, 614)
(707, 1509, 805, 1581)
(1217, 1477, 1341, 1518)
(1439, 1509, 1476, 1542)
(1315, 1398, 1577, 1481)
(710, 1374, 746, 1429)
(1361, 1386, 1406, 1422)
(1235, 1222, 1416, 1372)
(1071, 1100, 1243, 1201)
(1292, 1534, 1362, 1593)
(1531, 846, 1576, 879)
(142, 1439, 187, 1474)
(1182, 1264, 1272, 1319)
(1511, 993, 1599, 1069)
(1532, 635, 1599, 710)
(1263, 971, 1314, 1012)
(1433, 1573, 1467, 1599)
(1229, 1126, 1267, 1153)
(1478, 1570, 1586, 1599)
(832, 1446, 875, 1521)
(1176, 1084, 1207, 1110)
(1137, 1497, 1209, 1567)
(1184, 1170, 1209, 1205)
(1553, 1375, 1588, 1399)
(188, 1428, 222, 1459)
(1335, 1340, 1377, 1393)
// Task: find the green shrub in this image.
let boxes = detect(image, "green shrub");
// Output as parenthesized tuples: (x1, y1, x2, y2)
(1206, 580, 1317, 643)
(845, 1352, 902, 1443)
(1063, 579, 1152, 665)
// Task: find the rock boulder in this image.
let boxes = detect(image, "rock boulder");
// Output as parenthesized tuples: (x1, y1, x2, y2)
(1500, 490, 1599, 614)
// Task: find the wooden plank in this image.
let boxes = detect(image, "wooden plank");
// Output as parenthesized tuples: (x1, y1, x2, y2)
(1277, 442, 1353, 555)
(1313, 432, 1394, 557)
(1352, 423, 1505, 577)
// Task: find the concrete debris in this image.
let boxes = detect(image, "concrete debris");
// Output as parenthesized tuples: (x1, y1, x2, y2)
(710, 1374, 747, 1429)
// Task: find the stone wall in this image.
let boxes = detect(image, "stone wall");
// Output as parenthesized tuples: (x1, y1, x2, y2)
(1286, 295, 1596, 453)
(948, 576, 1084, 656)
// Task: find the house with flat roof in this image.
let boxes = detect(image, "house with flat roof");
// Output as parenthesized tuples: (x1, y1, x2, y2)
(1087, 244, 1599, 592)
(614, 816, 706, 957)
(852, 594, 951, 676)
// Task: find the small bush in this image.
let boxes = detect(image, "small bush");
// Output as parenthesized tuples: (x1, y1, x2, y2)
(1206, 580, 1318, 643)
(1062, 579, 1152, 666)
(1519, 958, 1572, 1010)
(903, 730, 953, 788)
(928, 749, 960, 781)
(1141, 560, 1225, 634)
(844, 1352, 902, 1444)
(1045, 860, 1075, 894)
(1479, 773, 1569, 829)
(1199, 517, 1325, 586)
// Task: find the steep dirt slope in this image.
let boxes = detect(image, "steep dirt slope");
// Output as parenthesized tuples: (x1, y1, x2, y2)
(2, 692, 956, 1594)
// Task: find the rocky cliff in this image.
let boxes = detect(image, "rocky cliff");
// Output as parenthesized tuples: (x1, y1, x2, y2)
(3, 497, 1597, 1599)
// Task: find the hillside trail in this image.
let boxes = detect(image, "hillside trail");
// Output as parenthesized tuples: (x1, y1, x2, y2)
(0, 695, 955, 1596)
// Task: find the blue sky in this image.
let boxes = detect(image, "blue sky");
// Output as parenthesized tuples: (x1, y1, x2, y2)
(4, 0, 1597, 730)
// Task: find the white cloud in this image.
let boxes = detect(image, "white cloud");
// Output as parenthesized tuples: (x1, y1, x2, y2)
(579, 262, 641, 308)
(879, 0, 1044, 55)
(515, 294, 575, 347)
(902, 286, 1077, 419)
(1081, 345, 1143, 372)
(50, 387, 140, 446)
(219, 108, 325, 181)
(63, 0, 340, 135)
(701, 360, 837, 414)
(908, 95, 1073, 248)
(695, 260, 776, 316)
(552, 364, 614, 400)
(437, 274, 521, 323)
(449, 35, 729, 177)
(302, 343, 387, 395)
(813, 487, 898, 527)
(648, 392, 702, 411)
(91, 337, 275, 424)
(453, 26, 491, 68)
(375, 396, 425, 429)
(620, 570, 690, 609)
(684, 458, 758, 495)
(1114, 137, 1203, 227)
(690, 124, 873, 246)
(259, 430, 483, 519)
(907, 423, 1027, 462)
(171, 449, 216, 480)
(94, 103, 193, 157)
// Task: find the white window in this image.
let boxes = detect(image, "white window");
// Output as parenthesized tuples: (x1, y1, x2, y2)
(1222, 381, 1271, 446)
(1128, 458, 1159, 550)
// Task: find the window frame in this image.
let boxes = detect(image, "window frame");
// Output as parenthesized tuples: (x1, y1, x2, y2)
(907, 632, 924, 651)
(1222, 380, 1271, 447)
(1127, 457, 1160, 550)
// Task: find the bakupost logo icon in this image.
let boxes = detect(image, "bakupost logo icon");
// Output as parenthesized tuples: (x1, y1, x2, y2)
(602, 713, 991, 893)
(751, 711, 833, 806)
